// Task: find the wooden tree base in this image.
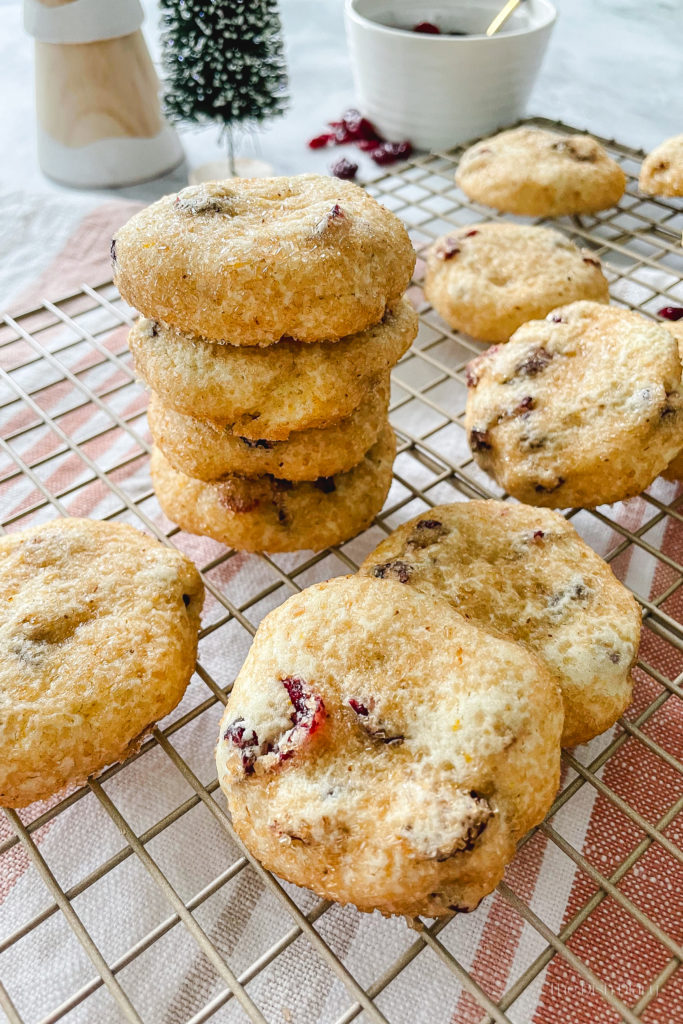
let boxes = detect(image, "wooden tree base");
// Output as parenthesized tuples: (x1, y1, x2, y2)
(188, 157, 274, 184)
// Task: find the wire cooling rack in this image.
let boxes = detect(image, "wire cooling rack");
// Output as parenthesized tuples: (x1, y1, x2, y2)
(0, 117, 682, 1024)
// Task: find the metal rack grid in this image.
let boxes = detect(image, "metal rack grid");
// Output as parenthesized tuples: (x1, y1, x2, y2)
(0, 116, 681, 1024)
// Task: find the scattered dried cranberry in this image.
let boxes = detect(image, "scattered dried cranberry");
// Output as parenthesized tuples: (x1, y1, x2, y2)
(309, 109, 413, 168)
(308, 132, 335, 150)
(609, 651, 621, 664)
(658, 307, 683, 321)
(371, 141, 413, 165)
(549, 315, 565, 323)
(331, 157, 358, 181)
(583, 256, 601, 267)
(533, 530, 545, 541)
(348, 698, 369, 716)
(357, 138, 381, 152)
(332, 109, 380, 144)
(463, 229, 479, 238)
(413, 20, 441, 33)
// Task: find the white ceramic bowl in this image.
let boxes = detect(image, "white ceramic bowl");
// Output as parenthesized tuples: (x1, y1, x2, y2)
(344, 0, 556, 151)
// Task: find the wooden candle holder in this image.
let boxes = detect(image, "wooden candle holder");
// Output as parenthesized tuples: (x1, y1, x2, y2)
(25, 0, 183, 188)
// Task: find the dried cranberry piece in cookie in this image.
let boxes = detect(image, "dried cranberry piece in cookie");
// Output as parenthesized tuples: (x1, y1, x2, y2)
(347, 695, 404, 744)
(371, 560, 413, 583)
(279, 676, 326, 761)
(515, 347, 554, 377)
(469, 428, 492, 452)
(224, 678, 325, 776)
(407, 518, 449, 549)
(465, 346, 502, 388)
(223, 718, 260, 775)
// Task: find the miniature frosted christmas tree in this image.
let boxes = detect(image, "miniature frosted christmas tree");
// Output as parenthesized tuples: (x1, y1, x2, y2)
(160, 0, 289, 179)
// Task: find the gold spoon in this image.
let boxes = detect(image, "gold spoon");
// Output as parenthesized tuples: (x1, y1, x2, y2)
(485, 0, 523, 36)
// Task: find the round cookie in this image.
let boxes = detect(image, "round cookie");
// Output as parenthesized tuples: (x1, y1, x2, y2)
(150, 424, 396, 553)
(148, 377, 390, 482)
(661, 321, 683, 481)
(358, 501, 641, 747)
(456, 127, 626, 217)
(424, 223, 609, 343)
(112, 175, 416, 345)
(465, 301, 683, 508)
(129, 299, 416, 440)
(0, 518, 203, 808)
(639, 135, 683, 197)
(216, 574, 563, 918)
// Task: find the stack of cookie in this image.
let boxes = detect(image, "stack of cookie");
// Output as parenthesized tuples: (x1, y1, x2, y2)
(112, 175, 417, 552)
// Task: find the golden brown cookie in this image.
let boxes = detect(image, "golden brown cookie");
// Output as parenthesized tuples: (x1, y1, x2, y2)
(147, 376, 389, 482)
(113, 175, 416, 344)
(129, 299, 416, 440)
(359, 501, 641, 747)
(150, 423, 396, 553)
(661, 320, 683, 481)
(216, 574, 563, 918)
(0, 518, 203, 807)
(424, 223, 609, 343)
(639, 135, 683, 197)
(465, 302, 683, 508)
(456, 127, 626, 216)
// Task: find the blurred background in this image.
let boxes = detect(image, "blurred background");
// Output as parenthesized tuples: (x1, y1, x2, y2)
(0, 0, 681, 202)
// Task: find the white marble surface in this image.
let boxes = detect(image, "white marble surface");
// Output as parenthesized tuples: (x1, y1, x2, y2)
(0, 0, 681, 204)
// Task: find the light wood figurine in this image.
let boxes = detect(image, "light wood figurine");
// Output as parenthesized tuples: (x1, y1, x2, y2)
(24, 0, 183, 187)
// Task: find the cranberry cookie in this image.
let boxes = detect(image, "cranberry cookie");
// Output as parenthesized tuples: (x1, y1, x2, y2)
(456, 127, 626, 217)
(148, 376, 389, 482)
(150, 423, 396, 553)
(0, 519, 203, 807)
(639, 135, 683, 197)
(129, 299, 415, 440)
(359, 501, 640, 747)
(661, 321, 683, 481)
(465, 302, 683, 508)
(113, 175, 415, 345)
(424, 223, 609, 343)
(216, 574, 563, 918)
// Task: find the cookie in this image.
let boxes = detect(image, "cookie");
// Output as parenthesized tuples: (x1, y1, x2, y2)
(359, 501, 640, 747)
(465, 301, 683, 508)
(150, 423, 396, 553)
(0, 518, 203, 808)
(148, 377, 389, 483)
(129, 299, 416, 440)
(456, 127, 626, 217)
(661, 321, 683, 481)
(216, 574, 563, 918)
(639, 135, 683, 197)
(424, 223, 609, 343)
(112, 175, 416, 345)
